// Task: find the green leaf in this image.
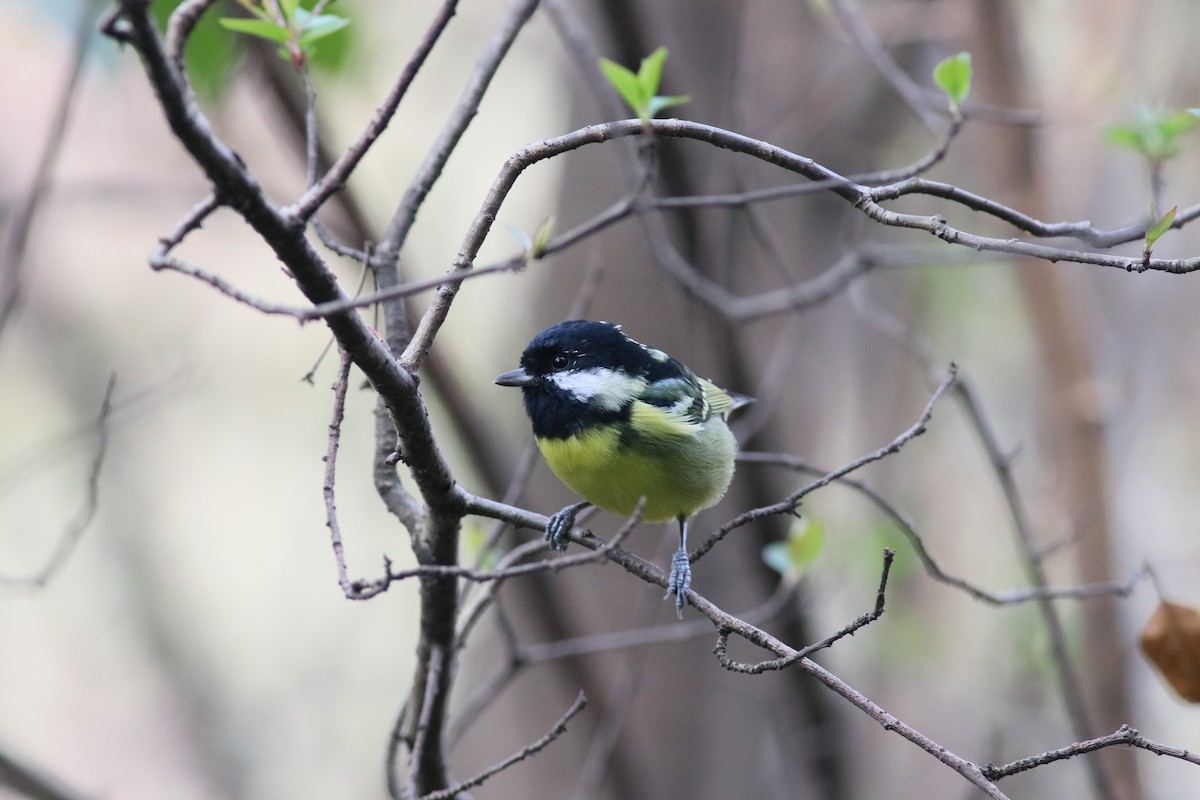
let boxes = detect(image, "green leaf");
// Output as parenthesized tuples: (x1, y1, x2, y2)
(637, 46, 669, 98)
(298, 13, 350, 48)
(787, 518, 825, 569)
(1104, 124, 1145, 152)
(279, 0, 300, 18)
(933, 51, 972, 108)
(530, 216, 556, 258)
(1160, 109, 1200, 141)
(1145, 205, 1177, 251)
(602, 48, 690, 122)
(600, 57, 646, 115)
(1105, 105, 1200, 162)
(308, 28, 352, 72)
(219, 17, 292, 44)
(646, 94, 691, 119)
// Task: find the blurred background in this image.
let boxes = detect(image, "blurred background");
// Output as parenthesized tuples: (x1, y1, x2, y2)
(3, 0, 1200, 798)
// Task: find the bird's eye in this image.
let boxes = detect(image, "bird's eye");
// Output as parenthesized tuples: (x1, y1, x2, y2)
(551, 354, 569, 370)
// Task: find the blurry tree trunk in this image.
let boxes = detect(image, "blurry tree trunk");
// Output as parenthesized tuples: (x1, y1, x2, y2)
(971, 4, 1141, 799)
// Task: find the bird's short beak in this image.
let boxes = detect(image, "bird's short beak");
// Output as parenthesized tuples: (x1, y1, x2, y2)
(495, 368, 535, 387)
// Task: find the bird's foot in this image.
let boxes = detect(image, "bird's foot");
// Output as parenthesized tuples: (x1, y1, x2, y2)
(545, 501, 588, 552)
(664, 548, 692, 618)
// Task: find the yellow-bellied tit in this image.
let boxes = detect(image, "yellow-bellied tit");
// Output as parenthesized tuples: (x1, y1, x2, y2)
(495, 320, 752, 615)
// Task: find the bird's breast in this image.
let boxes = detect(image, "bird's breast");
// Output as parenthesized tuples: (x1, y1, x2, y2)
(535, 418, 736, 522)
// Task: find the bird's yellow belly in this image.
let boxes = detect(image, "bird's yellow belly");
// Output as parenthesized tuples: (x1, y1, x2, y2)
(536, 422, 736, 522)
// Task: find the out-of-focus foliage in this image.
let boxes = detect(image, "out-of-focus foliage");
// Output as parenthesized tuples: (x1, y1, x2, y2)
(220, 0, 349, 68)
(1105, 105, 1200, 165)
(933, 51, 972, 110)
(763, 517, 825, 577)
(150, 0, 237, 100)
(150, 0, 351, 100)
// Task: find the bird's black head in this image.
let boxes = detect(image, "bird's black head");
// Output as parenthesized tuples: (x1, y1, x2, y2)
(495, 320, 688, 439)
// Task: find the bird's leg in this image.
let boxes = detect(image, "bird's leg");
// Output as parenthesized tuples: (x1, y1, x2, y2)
(545, 500, 590, 551)
(664, 516, 691, 617)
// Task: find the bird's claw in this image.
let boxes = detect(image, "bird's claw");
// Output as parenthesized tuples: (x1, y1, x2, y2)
(664, 548, 692, 617)
(545, 503, 584, 551)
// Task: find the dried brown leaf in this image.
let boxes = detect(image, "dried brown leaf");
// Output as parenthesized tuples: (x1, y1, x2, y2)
(1140, 601, 1200, 702)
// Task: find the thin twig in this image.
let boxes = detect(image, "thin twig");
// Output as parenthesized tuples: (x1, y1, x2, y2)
(348, 499, 644, 600)
(421, 692, 587, 800)
(0, 747, 100, 800)
(829, 0, 1039, 128)
(690, 365, 957, 563)
(523, 575, 797, 663)
(0, 0, 104, 336)
(854, 283, 1106, 780)
(400, 115, 1200, 373)
(464, 493, 1011, 799)
(714, 550, 894, 674)
(302, 67, 319, 189)
(155, 192, 222, 253)
(454, 537, 549, 649)
(374, 0, 540, 260)
(738, 451, 1151, 606)
(0, 375, 117, 588)
(289, 0, 462, 219)
(868, 178, 1200, 249)
(323, 350, 354, 594)
(460, 478, 1023, 796)
(301, 243, 374, 384)
(165, 0, 219, 68)
(406, 645, 446, 800)
(449, 576, 800, 749)
(982, 724, 1200, 780)
(293, 192, 633, 322)
(829, 0, 940, 131)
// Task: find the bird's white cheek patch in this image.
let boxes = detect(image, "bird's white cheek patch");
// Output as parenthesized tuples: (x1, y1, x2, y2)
(550, 369, 646, 411)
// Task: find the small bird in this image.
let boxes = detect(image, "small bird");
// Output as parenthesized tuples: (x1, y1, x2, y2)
(495, 320, 752, 614)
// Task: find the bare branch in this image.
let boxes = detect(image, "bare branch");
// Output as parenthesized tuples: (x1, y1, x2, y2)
(0, 0, 104, 336)
(165, 0, 219, 68)
(405, 645, 447, 800)
(457, 492, 1013, 796)
(829, 0, 941, 131)
(714, 550, 894, 674)
(829, 0, 1039, 128)
(854, 282, 1107, 775)
(289, 0, 462, 219)
(513, 511, 1011, 799)
(420, 692, 588, 800)
(870, 178, 1200, 249)
(301, 245, 375, 384)
(739, 451, 1152, 606)
(347, 499, 644, 600)
(0, 375, 116, 588)
(0, 746, 100, 800)
(523, 575, 798, 664)
(982, 725, 1200, 781)
(449, 575, 800, 749)
(400, 114, 1200, 374)
(322, 350, 354, 595)
(108, 0, 461, 526)
(691, 365, 957, 563)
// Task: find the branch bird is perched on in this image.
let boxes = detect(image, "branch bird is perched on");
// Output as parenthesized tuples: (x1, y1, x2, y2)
(496, 320, 752, 615)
